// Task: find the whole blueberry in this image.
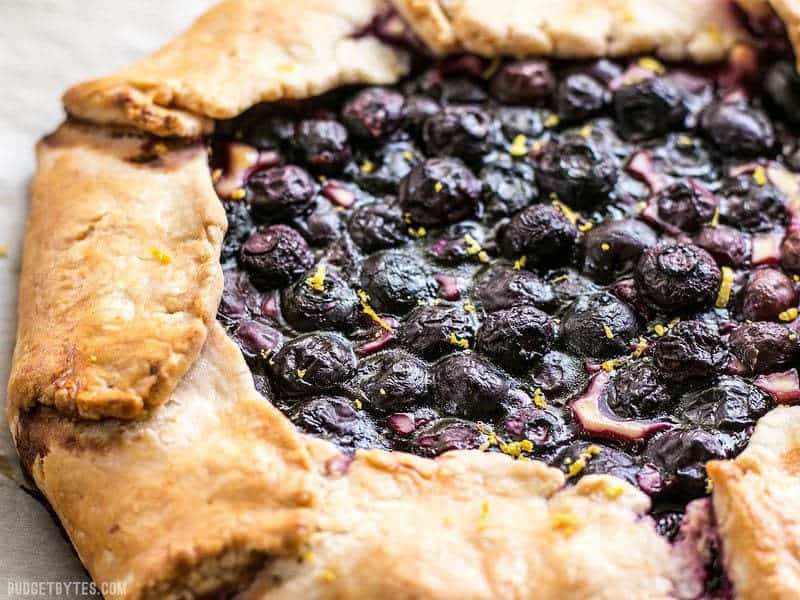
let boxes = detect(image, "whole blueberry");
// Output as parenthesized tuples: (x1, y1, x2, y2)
(561, 292, 639, 358)
(729, 321, 799, 374)
(399, 303, 478, 359)
(499, 205, 579, 268)
(292, 197, 342, 246)
(719, 175, 786, 233)
(606, 358, 673, 419)
(646, 133, 719, 182)
(582, 218, 658, 284)
(494, 106, 544, 140)
(473, 265, 556, 312)
(422, 105, 497, 163)
(348, 201, 408, 252)
(247, 165, 316, 222)
(294, 119, 351, 172)
(764, 60, 800, 125)
(552, 442, 641, 485)
(352, 350, 429, 412)
(677, 376, 772, 431)
(291, 396, 379, 449)
(398, 158, 481, 226)
(230, 318, 284, 360)
(740, 267, 797, 321)
(613, 77, 688, 140)
(282, 266, 359, 331)
(782, 229, 800, 272)
(701, 101, 775, 157)
(652, 320, 728, 383)
(490, 60, 555, 104)
(655, 180, 718, 233)
(693, 225, 750, 267)
(502, 406, 576, 449)
(221, 200, 255, 264)
(426, 221, 487, 265)
(480, 158, 537, 219)
(406, 418, 487, 458)
(635, 243, 721, 311)
(477, 305, 555, 372)
(341, 87, 406, 140)
(360, 251, 435, 315)
(270, 332, 357, 396)
(433, 354, 522, 418)
(535, 137, 619, 208)
(403, 94, 440, 133)
(239, 225, 314, 288)
(556, 73, 609, 121)
(531, 351, 589, 405)
(352, 140, 422, 194)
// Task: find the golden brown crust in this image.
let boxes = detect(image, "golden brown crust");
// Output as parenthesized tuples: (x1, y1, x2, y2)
(7, 122, 225, 419)
(63, 0, 410, 137)
(708, 407, 800, 600)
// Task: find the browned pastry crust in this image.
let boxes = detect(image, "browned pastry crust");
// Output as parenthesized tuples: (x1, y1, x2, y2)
(9, 0, 800, 598)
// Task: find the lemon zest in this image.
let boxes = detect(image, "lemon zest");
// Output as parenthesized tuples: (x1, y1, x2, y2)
(408, 226, 427, 238)
(478, 500, 491, 530)
(318, 568, 337, 582)
(600, 242, 611, 252)
(632, 337, 648, 359)
(638, 56, 666, 75)
(434, 181, 443, 193)
(578, 221, 594, 232)
(550, 511, 583, 537)
(360, 159, 375, 173)
(306, 264, 327, 292)
(551, 197, 580, 224)
(579, 124, 593, 138)
(779, 307, 798, 322)
(509, 134, 528, 157)
(296, 369, 307, 379)
(753, 165, 768, 186)
(230, 187, 246, 200)
(354, 399, 363, 410)
(357, 289, 393, 331)
(150, 248, 172, 265)
(653, 323, 667, 337)
(715, 266, 734, 308)
(463, 300, 476, 313)
(544, 114, 560, 128)
(447, 332, 470, 349)
(532, 387, 548, 408)
(402, 150, 414, 161)
(603, 325, 615, 339)
(513, 255, 527, 270)
(601, 358, 623, 372)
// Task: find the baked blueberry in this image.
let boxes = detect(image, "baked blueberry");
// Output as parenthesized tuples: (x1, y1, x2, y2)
(218, 269, 261, 322)
(552, 442, 640, 485)
(476, 305, 555, 372)
(426, 221, 486, 265)
(693, 225, 750, 267)
(499, 205, 579, 268)
(531, 351, 589, 405)
(764, 60, 800, 125)
(613, 77, 688, 140)
(490, 59, 554, 104)
(403, 94, 440, 133)
(359, 251, 434, 315)
(237, 108, 296, 150)
(291, 396, 379, 449)
(677, 376, 772, 431)
(646, 133, 719, 182)
(494, 106, 544, 140)
(729, 321, 799, 374)
(342, 87, 406, 140)
(651, 320, 728, 383)
(700, 101, 775, 157)
(239, 225, 314, 288)
(644, 428, 740, 498)
(221, 200, 255, 264)
(561, 292, 639, 358)
(606, 358, 673, 419)
(433, 353, 523, 418)
(230, 318, 284, 360)
(480, 159, 537, 220)
(282, 266, 359, 331)
(719, 175, 786, 233)
(781, 230, 800, 272)
(582, 219, 658, 284)
(294, 118, 351, 172)
(398, 158, 481, 226)
(556, 73, 609, 121)
(422, 105, 497, 163)
(351, 140, 422, 193)
(635, 243, 721, 311)
(399, 303, 478, 359)
(351, 350, 429, 412)
(655, 180, 717, 233)
(270, 332, 357, 396)
(740, 267, 797, 321)
(535, 136, 619, 208)
(502, 406, 576, 449)
(473, 265, 555, 312)
(247, 165, 316, 222)
(348, 201, 408, 252)
(405, 418, 487, 458)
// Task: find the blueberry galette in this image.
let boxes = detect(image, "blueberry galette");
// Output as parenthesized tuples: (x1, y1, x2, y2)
(11, 1, 800, 598)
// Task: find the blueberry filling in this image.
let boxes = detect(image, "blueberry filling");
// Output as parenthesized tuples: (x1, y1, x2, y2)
(212, 49, 800, 542)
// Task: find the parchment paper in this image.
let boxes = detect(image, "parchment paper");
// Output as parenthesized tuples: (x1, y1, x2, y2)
(0, 2, 214, 597)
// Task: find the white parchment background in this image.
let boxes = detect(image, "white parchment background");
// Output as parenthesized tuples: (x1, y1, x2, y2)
(0, 2, 213, 597)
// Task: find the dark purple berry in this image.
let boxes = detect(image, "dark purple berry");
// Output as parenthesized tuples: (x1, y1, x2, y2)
(359, 251, 434, 315)
(291, 396, 379, 449)
(701, 101, 775, 157)
(403, 94, 440, 133)
(476, 305, 555, 372)
(494, 106, 544, 140)
(582, 218, 658, 284)
(473, 265, 555, 312)
(531, 351, 589, 405)
(294, 119, 351, 172)
(606, 359, 673, 419)
(231, 318, 284, 360)
(655, 180, 718, 233)
(270, 332, 357, 396)
(352, 350, 428, 412)
(398, 158, 481, 226)
(499, 205, 579, 268)
(348, 201, 408, 252)
(247, 165, 316, 222)
(480, 158, 537, 219)
(282, 266, 359, 332)
(719, 175, 786, 233)
(490, 60, 554, 104)
(651, 320, 728, 383)
(677, 376, 772, 431)
(399, 303, 478, 359)
(502, 406, 576, 449)
(433, 354, 523, 419)
(561, 292, 639, 358)
(342, 87, 405, 140)
(740, 267, 797, 321)
(406, 418, 486, 458)
(552, 442, 640, 485)
(693, 225, 750, 267)
(556, 74, 609, 121)
(764, 60, 800, 126)
(422, 105, 496, 163)
(613, 77, 688, 141)
(239, 225, 314, 288)
(635, 243, 721, 311)
(729, 321, 799, 374)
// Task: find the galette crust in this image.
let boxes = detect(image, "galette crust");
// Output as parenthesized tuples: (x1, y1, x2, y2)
(10, 1, 800, 598)
(8, 123, 225, 420)
(707, 407, 800, 600)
